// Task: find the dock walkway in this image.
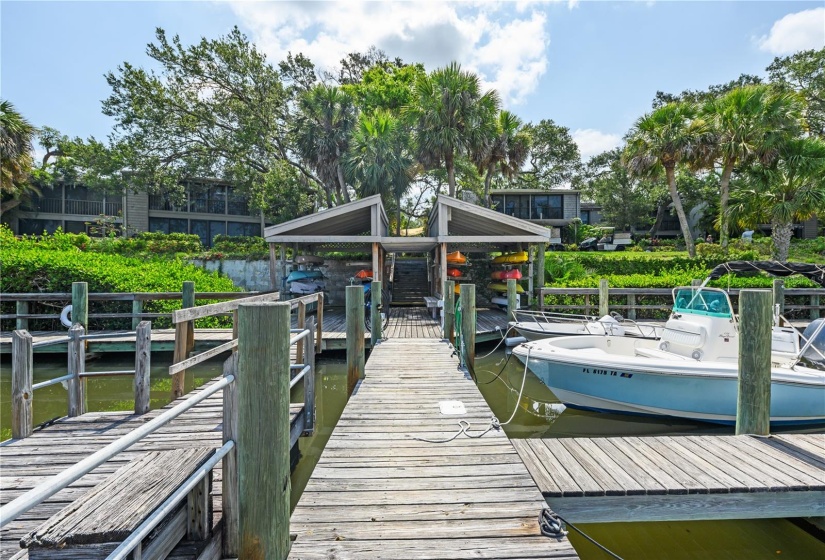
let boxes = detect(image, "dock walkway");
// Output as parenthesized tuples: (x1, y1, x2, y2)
(288, 338, 578, 559)
(513, 433, 825, 523)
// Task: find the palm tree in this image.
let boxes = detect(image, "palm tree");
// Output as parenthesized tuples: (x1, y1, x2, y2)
(476, 110, 530, 207)
(1, 100, 37, 213)
(293, 84, 357, 206)
(623, 102, 708, 257)
(728, 136, 825, 261)
(345, 110, 416, 234)
(405, 63, 499, 197)
(701, 85, 804, 249)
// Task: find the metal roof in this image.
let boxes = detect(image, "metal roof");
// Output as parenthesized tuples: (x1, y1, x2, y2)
(427, 195, 555, 240)
(264, 195, 388, 244)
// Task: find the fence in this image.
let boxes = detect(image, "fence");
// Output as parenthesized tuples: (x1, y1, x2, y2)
(539, 285, 825, 321)
(2, 301, 315, 559)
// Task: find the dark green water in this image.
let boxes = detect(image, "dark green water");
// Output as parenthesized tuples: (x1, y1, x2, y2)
(2, 349, 823, 559)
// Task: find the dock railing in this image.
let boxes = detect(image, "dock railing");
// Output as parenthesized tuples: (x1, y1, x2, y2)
(10, 321, 153, 439)
(1, 301, 311, 560)
(539, 285, 825, 321)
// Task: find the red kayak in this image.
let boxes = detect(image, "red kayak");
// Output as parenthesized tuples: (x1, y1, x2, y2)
(491, 269, 522, 280)
(447, 267, 462, 277)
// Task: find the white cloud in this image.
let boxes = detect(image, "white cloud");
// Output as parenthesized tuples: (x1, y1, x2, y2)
(226, 1, 551, 106)
(758, 7, 825, 55)
(571, 128, 622, 161)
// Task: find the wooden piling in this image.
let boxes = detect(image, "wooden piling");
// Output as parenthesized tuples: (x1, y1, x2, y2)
(507, 279, 518, 322)
(11, 330, 33, 439)
(460, 284, 476, 371)
(304, 317, 316, 434)
(346, 285, 365, 395)
(131, 299, 143, 330)
(535, 244, 546, 309)
(16, 301, 28, 331)
(182, 281, 195, 355)
(133, 321, 151, 415)
(296, 300, 307, 360)
(172, 281, 196, 398)
(370, 280, 382, 347)
(736, 289, 772, 436)
(812, 293, 822, 321)
(67, 324, 85, 417)
(444, 280, 455, 343)
(598, 279, 609, 317)
(71, 282, 88, 329)
(222, 352, 239, 558)
(773, 279, 785, 318)
(237, 302, 291, 560)
(315, 292, 324, 354)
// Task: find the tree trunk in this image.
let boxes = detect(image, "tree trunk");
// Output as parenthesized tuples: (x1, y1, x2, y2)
(483, 166, 494, 208)
(665, 165, 696, 257)
(395, 196, 402, 236)
(0, 198, 23, 214)
(446, 152, 456, 198)
(719, 161, 734, 250)
(336, 163, 351, 203)
(771, 221, 794, 261)
(648, 199, 668, 237)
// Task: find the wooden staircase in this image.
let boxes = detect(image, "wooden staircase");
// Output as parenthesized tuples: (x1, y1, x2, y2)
(391, 258, 429, 306)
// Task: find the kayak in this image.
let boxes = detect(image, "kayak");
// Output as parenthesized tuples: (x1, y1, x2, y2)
(290, 280, 325, 294)
(446, 251, 467, 264)
(447, 267, 462, 278)
(488, 282, 525, 293)
(287, 270, 324, 283)
(492, 251, 528, 264)
(295, 254, 324, 265)
(491, 269, 522, 280)
(354, 269, 373, 279)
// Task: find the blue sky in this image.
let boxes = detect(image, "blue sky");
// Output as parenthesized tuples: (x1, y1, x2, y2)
(2, 1, 823, 160)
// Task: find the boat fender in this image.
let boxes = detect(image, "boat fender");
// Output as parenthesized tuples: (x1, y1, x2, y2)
(659, 341, 670, 351)
(60, 305, 73, 328)
(505, 336, 527, 347)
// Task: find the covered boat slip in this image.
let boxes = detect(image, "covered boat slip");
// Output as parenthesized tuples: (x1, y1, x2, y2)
(264, 194, 556, 306)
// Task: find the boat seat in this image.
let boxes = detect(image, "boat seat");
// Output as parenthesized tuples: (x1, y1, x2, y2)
(660, 322, 707, 349)
(771, 329, 798, 355)
(634, 347, 689, 361)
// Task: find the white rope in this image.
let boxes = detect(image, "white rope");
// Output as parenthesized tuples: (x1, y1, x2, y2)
(499, 346, 530, 427)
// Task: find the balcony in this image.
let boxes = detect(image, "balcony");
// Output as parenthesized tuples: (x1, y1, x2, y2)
(63, 199, 122, 216)
(32, 198, 62, 213)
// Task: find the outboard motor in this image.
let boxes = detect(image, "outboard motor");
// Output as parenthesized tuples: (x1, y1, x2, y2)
(801, 318, 825, 369)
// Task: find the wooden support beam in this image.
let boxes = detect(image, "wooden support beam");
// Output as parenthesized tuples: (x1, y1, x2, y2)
(460, 284, 476, 371)
(736, 289, 772, 436)
(237, 302, 291, 560)
(187, 473, 212, 541)
(16, 301, 28, 331)
(303, 317, 316, 434)
(535, 243, 546, 309)
(370, 280, 382, 347)
(133, 321, 151, 415)
(131, 300, 143, 330)
(279, 245, 287, 300)
(444, 280, 455, 343)
(11, 330, 33, 439)
(182, 281, 195, 355)
(507, 279, 518, 323)
(71, 282, 88, 330)
(316, 292, 324, 354)
(599, 279, 609, 317)
(268, 243, 278, 291)
(372, 242, 380, 283)
(172, 321, 190, 399)
(296, 300, 307, 360)
(67, 324, 86, 417)
(346, 285, 365, 395)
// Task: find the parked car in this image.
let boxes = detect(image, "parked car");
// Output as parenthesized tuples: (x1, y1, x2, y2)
(579, 227, 633, 251)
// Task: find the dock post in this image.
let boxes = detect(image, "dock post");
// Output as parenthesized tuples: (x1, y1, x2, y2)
(316, 292, 324, 354)
(133, 321, 151, 415)
(222, 352, 239, 558)
(182, 280, 195, 354)
(131, 299, 143, 330)
(370, 280, 382, 347)
(67, 324, 86, 417)
(460, 284, 476, 371)
(172, 281, 196, 398)
(598, 279, 609, 317)
(627, 293, 637, 320)
(444, 280, 455, 343)
(71, 282, 88, 330)
(237, 302, 291, 560)
(16, 301, 28, 331)
(507, 279, 518, 322)
(736, 289, 772, 436)
(812, 293, 822, 321)
(304, 316, 316, 434)
(11, 330, 33, 439)
(296, 299, 307, 360)
(346, 285, 365, 395)
(772, 279, 785, 318)
(535, 244, 546, 309)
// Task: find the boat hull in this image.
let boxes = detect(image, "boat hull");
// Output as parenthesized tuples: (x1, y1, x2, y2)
(514, 345, 825, 426)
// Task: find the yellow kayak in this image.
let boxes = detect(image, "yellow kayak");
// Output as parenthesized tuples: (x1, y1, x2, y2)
(492, 251, 528, 264)
(488, 282, 525, 293)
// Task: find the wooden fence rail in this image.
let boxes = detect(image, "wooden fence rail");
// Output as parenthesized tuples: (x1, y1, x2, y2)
(539, 286, 825, 320)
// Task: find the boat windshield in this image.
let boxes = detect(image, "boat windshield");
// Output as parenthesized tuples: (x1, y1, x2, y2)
(672, 288, 732, 318)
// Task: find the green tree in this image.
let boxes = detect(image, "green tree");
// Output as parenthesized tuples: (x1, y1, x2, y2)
(346, 110, 416, 234)
(0, 100, 37, 213)
(701, 85, 804, 248)
(623, 102, 708, 257)
(405, 62, 500, 197)
(520, 119, 582, 189)
(476, 110, 530, 207)
(767, 48, 825, 137)
(729, 136, 825, 261)
(293, 84, 358, 206)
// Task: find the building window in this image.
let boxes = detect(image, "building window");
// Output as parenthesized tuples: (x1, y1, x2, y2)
(580, 210, 591, 224)
(209, 220, 226, 242)
(189, 184, 227, 215)
(19, 219, 62, 235)
(149, 217, 188, 234)
(490, 195, 504, 212)
(227, 187, 250, 215)
(532, 195, 563, 220)
(227, 222, 261, 237)
(65, 221, 88, 234)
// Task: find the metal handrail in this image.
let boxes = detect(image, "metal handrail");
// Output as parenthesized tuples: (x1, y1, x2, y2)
(79, 370, 136, 378)
(105, 441, 234, 560)
(31, 337, 71, 349)
(289, 328, 311, 346)
(289, 366, 311, 390)
(80, 332, 137, 341)
(31, 373, 75, 391)
(0, 375, 234, 526)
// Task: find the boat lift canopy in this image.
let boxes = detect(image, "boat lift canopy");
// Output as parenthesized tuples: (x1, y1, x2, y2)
(708, 261, 825, 288)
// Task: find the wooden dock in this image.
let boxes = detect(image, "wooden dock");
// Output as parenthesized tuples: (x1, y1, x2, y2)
(0, 380, 304, 559)
(513, 433, 825, 523)
(0, 307, 510, 354)
(288, 338, 579, 559)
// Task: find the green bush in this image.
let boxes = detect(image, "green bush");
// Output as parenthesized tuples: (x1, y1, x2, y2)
(208, 235, 269, 259)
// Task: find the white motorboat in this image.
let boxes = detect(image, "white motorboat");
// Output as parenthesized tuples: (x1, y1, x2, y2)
(512, 286, 825, 426)
(509, 310, 663, 341)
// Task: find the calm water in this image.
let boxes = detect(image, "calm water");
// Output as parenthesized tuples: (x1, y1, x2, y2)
(2, 348, 823, 559)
